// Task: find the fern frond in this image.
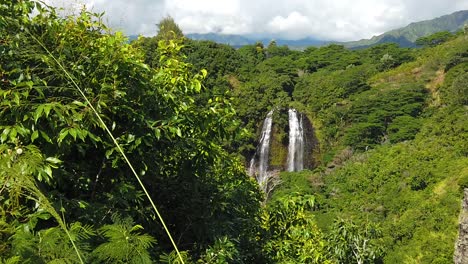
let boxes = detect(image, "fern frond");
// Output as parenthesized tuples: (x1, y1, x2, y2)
(160, 250, 192, 264)
(0, 144, 94, 263)
(0, 256, 21, 264)
(68, 222, 95, 242)
(92, 215, 156, 264)
(10, 225, 38, 258)
(0, 218, 15, 257)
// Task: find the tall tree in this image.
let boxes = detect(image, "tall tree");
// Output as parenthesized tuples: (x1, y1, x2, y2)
(156, 16, 184, 42)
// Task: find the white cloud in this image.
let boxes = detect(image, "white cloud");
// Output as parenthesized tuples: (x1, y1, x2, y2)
(167, 0, 239, 16)
(45, 0, 468, 41)
(267, 11, 313, 39)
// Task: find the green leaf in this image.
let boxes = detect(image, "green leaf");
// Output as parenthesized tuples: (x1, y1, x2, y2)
(31, 130, 39, 142)
(46, 157, 62, 164)
(9, 128, 17, 141)
(40, 131, 53, 143)
(43, 104, 52, 117)
(34, 104, 44, 123)
(201, 69, 208, 78)
(13, 92, 20, 105)
(72, 100, 86, 107)
(78, 201, 89, 209)
(69, 128, 77, 140)
(130, 224, 144, 232)
(57, 129, 69, 143)
(77, 129, 86, 141)
(105, 148, 114, 158)
(43, 166, 53, 179)
(154, 128, 161, 139)
(1, 127, 10, 143)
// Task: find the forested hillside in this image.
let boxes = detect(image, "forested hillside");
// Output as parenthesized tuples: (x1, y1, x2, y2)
(1, 1, 467, 263)
(341, 10, 468, 48)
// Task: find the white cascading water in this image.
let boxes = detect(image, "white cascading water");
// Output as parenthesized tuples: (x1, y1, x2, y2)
(249, 110, 274, 189)
(248, 157, 256, 177)
(287, 109, 304, 172)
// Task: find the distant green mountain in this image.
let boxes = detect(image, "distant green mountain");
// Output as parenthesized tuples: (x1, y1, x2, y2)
(342, 10, 468, 48)
(132, 10, 468, 49)
(186, 33, 326, 48)
(187, 33, 252, 47)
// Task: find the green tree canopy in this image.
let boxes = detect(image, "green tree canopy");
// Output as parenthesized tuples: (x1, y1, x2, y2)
(415, 31, 454, 47)
(156, 16, 184, 41)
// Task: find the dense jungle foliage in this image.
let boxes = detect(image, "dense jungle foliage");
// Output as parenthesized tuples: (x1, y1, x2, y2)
(1, 1, 467, 263)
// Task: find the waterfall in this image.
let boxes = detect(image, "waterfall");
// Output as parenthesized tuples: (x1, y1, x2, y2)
(249, 108, 307, 192)
(248, 157, 256, 177)
(287, 109, 304, 172)
(249, 110, 274, 189)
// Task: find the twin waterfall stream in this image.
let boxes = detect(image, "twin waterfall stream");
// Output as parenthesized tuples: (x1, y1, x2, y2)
(287, 109, 304, 172)
(248, 110, 273, 190)
(249, 109, 305, 192)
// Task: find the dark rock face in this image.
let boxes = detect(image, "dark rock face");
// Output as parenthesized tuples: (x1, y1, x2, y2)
(301, 113, 319, 170)
(455, 188, 468, 264)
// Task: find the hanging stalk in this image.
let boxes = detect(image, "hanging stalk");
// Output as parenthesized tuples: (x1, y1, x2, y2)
(26, 178, 85, 264)
(1, 145, 86, 264)
(25, 29, 186, 263)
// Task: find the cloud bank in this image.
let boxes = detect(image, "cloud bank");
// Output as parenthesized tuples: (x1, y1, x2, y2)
(46, 0, 468, 41)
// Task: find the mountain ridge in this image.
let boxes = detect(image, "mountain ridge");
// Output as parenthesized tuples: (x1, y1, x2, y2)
(341, 9, 468, 48)
(186, 33, 325, 48)
(179, 10, 468, 49)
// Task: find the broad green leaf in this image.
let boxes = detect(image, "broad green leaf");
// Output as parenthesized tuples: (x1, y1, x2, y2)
(69, 128, 77, 140)
(13, 92, 20, 105)
(34, 105, 44, 123)
(43, 166, 52, 178)
(201, 69, 208, 78)
(31, 130, 39, 142)
(9, 128, 17, 141)
(40, 131, 52, 143)
(43, 104, 52, 117)
(154, 128, 161, 139)
(46, 157, 62, 164)
(1, 127, 10, 143)
(57, 129, 69, 143)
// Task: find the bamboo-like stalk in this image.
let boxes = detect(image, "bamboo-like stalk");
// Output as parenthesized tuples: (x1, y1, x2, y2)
(24, 177, 85, 264)
(25, 29, 186, 264)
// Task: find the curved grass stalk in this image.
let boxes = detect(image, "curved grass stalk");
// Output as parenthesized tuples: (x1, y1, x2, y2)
(27, 31, 186, 264)
(2, 145, 85, 263)
(24, 180, 85, 264)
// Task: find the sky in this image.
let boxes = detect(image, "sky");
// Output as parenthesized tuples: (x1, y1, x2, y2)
(46, 0, 468, 41)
